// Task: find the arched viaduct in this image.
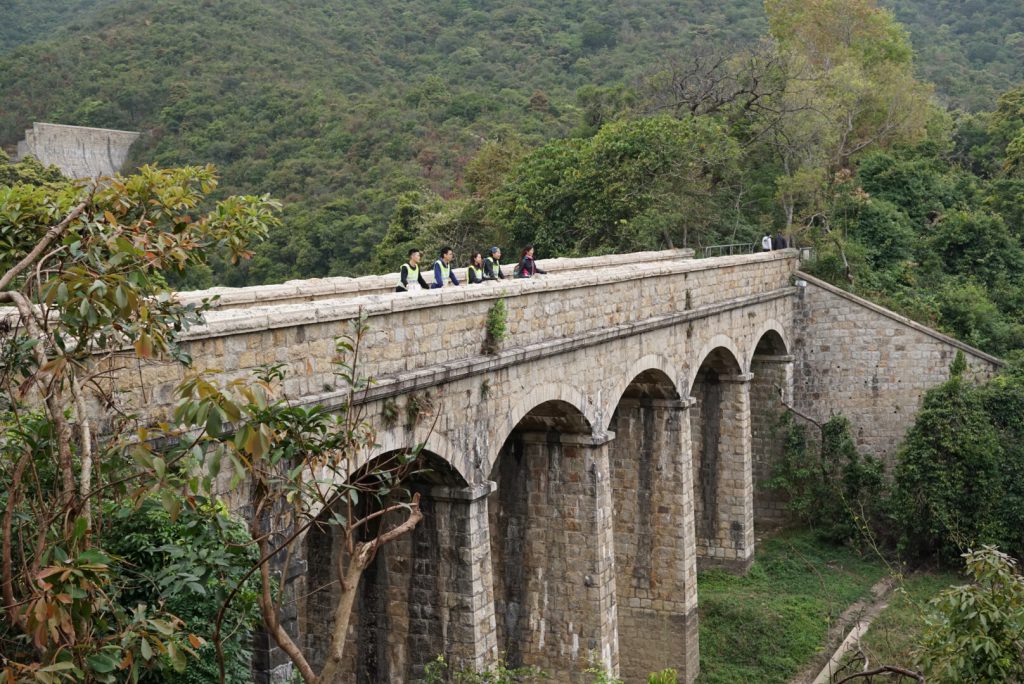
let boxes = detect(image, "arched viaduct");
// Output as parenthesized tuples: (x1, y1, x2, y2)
(113, 249, 1002, 683)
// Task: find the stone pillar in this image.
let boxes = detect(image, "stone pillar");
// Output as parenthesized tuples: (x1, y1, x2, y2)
(611, 398, 700, 683)
(428, 482, 500, 673)
(695, 372, 755, 572)
(749, 355, 795, 528)
(490, 431, 620, 682)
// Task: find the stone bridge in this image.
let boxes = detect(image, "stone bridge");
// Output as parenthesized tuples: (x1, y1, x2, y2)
(115, 249, 1001, 683)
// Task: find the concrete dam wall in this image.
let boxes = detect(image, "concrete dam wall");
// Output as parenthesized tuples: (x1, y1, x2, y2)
(14, 122, 139, 178)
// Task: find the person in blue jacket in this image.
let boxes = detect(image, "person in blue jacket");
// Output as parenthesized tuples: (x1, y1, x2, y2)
(431, 246, 460, 288)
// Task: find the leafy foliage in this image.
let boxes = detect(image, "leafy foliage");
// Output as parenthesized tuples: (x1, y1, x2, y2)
(99, 498, 260, 684)
(483, 298, 508, 355)
(891, 356, 1024, 563)
(914, 546, 1024, 683)
(0, 165, 277, 681)
(768, 413, 887, 547)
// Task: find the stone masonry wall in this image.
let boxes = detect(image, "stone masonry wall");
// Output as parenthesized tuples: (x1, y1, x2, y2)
(609, 399, 699, 682)
(102, 251, 798, 434)
(793, 273, 1003, 465)
(15, 122, 139, 178)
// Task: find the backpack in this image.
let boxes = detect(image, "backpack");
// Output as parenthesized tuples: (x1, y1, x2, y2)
(513, 261, 524, 278)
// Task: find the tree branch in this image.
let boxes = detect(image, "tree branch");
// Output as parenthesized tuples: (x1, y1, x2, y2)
(0, 200, 88, 292)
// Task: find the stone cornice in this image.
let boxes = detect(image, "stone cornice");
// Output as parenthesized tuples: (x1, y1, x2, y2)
(174, 248, 698, 310)
(297, 287, 797, 412)
(796, 271, 1005, 367)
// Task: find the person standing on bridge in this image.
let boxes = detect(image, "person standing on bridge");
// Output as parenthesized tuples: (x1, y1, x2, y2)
(467, 252, 485, 284)
(396, 248, 429, 292)
(484, 246, 505, 280)
(761, 233, 773, 252)
(514, 245, 546, 278)
(431, 246, 460, 288)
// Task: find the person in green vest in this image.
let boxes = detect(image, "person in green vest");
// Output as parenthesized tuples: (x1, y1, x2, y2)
(395, 248, 429, 292)
(431, 246, 460, 288)
(483, 246, 505, 280)
(467, 251, 484, 284)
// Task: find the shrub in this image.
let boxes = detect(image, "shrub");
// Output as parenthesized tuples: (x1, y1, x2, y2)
(914, 546, 1024, 683)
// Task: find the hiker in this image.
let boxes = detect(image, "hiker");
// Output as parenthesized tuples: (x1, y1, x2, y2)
(514, 245, 546, 278)
(395, 248, 429, 292)
(761, 233, 773, 252)
(484, 246, 505, 280)
(431, 246, 460, 288)
(467, 252, 485, 284)
(773, 232, 788, 250)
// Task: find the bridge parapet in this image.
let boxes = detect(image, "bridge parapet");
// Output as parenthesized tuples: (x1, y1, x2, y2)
(110, 251, 797, 424)
(175, 248, 695, 310)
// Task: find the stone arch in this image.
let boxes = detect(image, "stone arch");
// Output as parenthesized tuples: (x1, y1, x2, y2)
(687, 334, 743, 394)
(488, 383, 598, 476)
(303, 446, 474, 682)
(487, 397, 615, 681)
(607, 362, 698, 681)
(303, 430, 469, 522)
(748, 324, 794, 531)
(374, 426, 471, 487)
(603, 354, 686, 430)
(745, 319, 790, 370)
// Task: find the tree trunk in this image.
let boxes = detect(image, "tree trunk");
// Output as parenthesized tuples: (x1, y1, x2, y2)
(317, 543, 374, 684)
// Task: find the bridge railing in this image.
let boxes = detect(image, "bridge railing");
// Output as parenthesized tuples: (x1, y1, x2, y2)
(701, 243, 758, 258)
(174, 248, 695, 311)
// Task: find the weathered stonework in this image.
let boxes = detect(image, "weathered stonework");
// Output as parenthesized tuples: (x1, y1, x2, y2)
(14, 122, 139, 178)
(750, 352, 794, 528)
(793, 273, 1003, 465)
(42, 249, 1004, 683)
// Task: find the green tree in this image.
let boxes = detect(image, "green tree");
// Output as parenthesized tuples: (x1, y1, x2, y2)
(892, 358, 1006, 561)
(488, 115, 739, 255)
(1, 165, 278, 680)
(915, 546, 1024, 683)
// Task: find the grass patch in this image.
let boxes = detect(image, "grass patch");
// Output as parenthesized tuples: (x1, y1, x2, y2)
(696, 531, 888, 684)
(853, 571, 961, 672)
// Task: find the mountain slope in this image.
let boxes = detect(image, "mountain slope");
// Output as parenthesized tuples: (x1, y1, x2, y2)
(0, 0, 1020, 284)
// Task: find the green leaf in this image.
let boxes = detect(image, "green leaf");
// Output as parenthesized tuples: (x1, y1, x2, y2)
(161, 490, 181, 521)
(140, 638, 153, 661)
(87, 653, 118, 673)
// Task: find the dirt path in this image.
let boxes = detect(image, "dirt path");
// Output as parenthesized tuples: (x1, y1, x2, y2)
(788, 576, 897, 684)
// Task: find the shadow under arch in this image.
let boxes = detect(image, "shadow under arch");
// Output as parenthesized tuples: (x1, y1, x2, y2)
(745, 319, 790, 370)
(485, 383, 598, 477)
(687, 334, 744, 394)
(603, 354, 686, 432)
(302, 447, 470, 683)
(749, 325, 794, 532)
(486, 398, 616, 680)
(607, 366, 700, 681)
(688, 342, 756, 573)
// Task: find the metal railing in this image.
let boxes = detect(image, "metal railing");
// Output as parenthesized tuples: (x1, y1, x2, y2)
(701, 242, 759, 258)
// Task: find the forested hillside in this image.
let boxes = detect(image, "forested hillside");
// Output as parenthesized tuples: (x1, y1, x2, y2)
(0, 0, 1021, 282)
(0, 0, 117, 51)
(2, 0, 1024, 362)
